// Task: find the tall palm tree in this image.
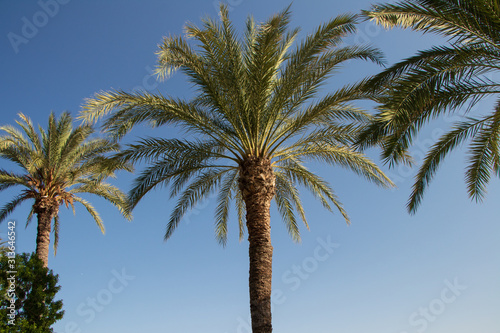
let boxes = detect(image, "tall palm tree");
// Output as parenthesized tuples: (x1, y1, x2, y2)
(0, 112, 132, 267)
(81, 6, 393, 333)
(358, 0, 500, 212)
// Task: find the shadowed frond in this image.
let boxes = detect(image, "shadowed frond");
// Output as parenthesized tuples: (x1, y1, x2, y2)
(274, 172, 309, 242)
(465, 107, 500, 200)
(0, 194, 31, 223)
(276, 158, 350, 223)
(215, 169, 240, 246)
(360, 0, 500, 211)
(408, 116, 487, 212)
(165, 167, 233, 241)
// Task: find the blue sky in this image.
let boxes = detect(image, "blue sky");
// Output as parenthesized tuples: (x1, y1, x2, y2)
(1, 1, 499, 332)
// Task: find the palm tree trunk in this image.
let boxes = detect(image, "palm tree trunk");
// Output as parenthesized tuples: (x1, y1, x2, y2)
(34, 198, 56, 267)
(239, 156, 276, 333)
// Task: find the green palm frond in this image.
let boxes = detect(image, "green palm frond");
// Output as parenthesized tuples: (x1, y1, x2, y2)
(26, 207, 35, 228)
(127, 142, 231, 210)
(232, 176, 246, 241)
(276, 158, 350, 223)
(72, 196, 104, 234)
(274, 172, 309, 242)
(53, 214, 60, 255)
(0, 194, 31, 223)
(465, 107, 500, 200)
(363, 0, 500, 47)
(0, 170, 30, 190)
(360, 0, 500, 211)
(275, 139, 393, 188)
(71, 181, 132, 220)
(214, 169, 239, 246)
(408, 116, 487, 212)
(165, 167, 233, 241)
(15, 113, 43, 155)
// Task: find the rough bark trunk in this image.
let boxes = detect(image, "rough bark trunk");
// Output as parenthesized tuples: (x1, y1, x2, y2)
(34, 198, 57, 268)
(239, 156, 275, 333)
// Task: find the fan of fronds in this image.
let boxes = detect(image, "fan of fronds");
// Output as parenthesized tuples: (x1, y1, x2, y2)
(358, 0, 500, 212)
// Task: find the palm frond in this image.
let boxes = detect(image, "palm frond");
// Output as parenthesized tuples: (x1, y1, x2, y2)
(0, 194, 30, 223)
(165, 168, 232, 241)
(71, 181, 132, 220)
(465, 109, 500, 200)
(274, 172, 310, 242)
(214, 169, 239, 246)
(72, 196, 105, 234)
(0, 170, 30, 190)
(363, 0, 500, 48)
(276, 141, 394, 188)
(53, 214, 60, 256)
(408, 116, 487, 212)
(276, 159, 350, 224)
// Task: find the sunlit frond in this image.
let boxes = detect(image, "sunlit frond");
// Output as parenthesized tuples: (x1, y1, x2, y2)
(72, 196, 105, 234)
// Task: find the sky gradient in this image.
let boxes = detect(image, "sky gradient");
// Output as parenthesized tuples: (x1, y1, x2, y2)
(1, 1, 499, 332)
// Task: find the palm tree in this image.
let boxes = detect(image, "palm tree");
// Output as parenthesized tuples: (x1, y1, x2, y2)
(81, 6, 393, 333)
(358, 0, 500, 212)
(0, 112, 132, 267)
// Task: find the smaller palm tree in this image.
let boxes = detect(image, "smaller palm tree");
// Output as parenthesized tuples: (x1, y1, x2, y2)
(0, 112, 132, 267)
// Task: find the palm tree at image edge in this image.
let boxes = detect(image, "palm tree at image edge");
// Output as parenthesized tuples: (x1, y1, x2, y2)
(81, 6, 393, 333)
(0, 112, 132, 267)
(358, 0, 500, 212)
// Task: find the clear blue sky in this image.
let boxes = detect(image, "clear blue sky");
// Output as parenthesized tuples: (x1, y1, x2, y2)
(1, 1, 499, 332)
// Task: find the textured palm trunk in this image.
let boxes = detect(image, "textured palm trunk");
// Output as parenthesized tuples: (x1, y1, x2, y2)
(34, 198, 57, 268)
(239, 156, 275, 333)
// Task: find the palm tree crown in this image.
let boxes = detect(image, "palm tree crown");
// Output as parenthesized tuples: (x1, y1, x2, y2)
(82, 6, 393, 333)
(0, 112, 132, 266)
(83, 6, 392, 241)
(359, 0, 500, 212)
